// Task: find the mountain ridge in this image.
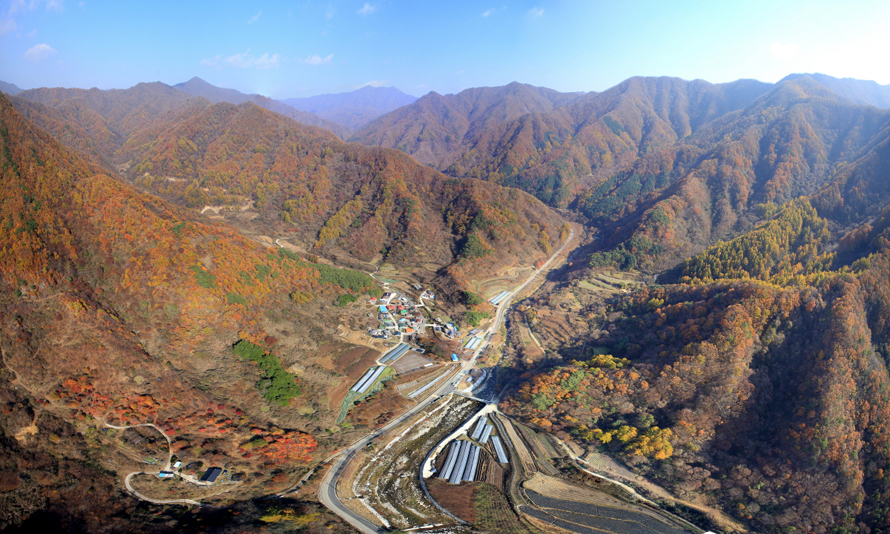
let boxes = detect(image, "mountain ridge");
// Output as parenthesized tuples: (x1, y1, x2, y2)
(172, 77, 350, 137)
(281, 85, 418, 130)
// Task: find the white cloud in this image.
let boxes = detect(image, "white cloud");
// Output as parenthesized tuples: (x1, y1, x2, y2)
(9, 0, 65, 14)
(326, 5, 335, 19)
(482, 9, 493, 17)
(0, 18, 16, 34)
(300, 54, 333, 66)
(356, 80, 388, 89)
(201, 50, 281, 70)
(771, 42, 799, 60)
(23, 42, 56, 63)
(357, 3, 376, 15)
(253, 53, 280, 69)
(26, 27, 36, 37)
(248, 10, 261, 24)
(200, 55, 222, 67)
(528, 7, 544, 17)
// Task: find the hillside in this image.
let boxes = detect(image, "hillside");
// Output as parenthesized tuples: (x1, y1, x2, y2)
(353, 77, 771, 206)
(351, 81, 584, 169)
(281, 85, 418, 130)
(447, 76, 773, 205)
(128, 101, 565, 284)
(0, 91, 402, 529)
(0, 80, 23, 96)
(497, 78, 890, 534)
(12, 86, 566, 289)
(12, 70, 890, 534)
(781, 72, 890, 108)
(173, 77, 350, 138)
(573, 75, 890, 271)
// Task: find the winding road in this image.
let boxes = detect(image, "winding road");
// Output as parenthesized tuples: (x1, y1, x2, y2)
(317, 226, 576, 533)
(105, 422, 208, 507)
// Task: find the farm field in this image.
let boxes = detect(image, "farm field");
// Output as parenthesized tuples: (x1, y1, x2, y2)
(520, 500, 689, 534)
(523, 489, 692, 534)
(390, 350, 434, 374)
(473, 482, 535, 534)
(524, 473, 676, 523)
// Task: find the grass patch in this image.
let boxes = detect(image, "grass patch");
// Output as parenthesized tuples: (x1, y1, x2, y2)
(226, 293, 248, 305)
(189, 265, 217, 289)
(473, 483, 533, 534)
(277, 248, 378, 295)
(465, 310, 490, 327)
(336, 294, 358, 307)
(233, 340, 301, 405)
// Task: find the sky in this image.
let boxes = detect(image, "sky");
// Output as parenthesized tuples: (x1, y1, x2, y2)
(2, 0, 890, 99)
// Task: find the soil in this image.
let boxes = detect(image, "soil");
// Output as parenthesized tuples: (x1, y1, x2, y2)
(427, 478, 479, 522)
(497, 416, 538, 477)
(350, 387, 413, 428)
(478, 451, 508, 491)
(326, 347, 381, 411)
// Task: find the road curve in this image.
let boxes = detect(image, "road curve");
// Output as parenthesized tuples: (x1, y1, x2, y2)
(106, 422, 203, 507)
(124, 472, 203, 507)
(317, 226, 576, 532)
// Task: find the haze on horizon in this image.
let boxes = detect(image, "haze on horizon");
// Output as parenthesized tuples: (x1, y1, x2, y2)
(2, 0, 889, 99)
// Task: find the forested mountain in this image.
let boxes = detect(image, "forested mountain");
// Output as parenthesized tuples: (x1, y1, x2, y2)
(11, 68, 890, 534)
(13, 82, 204, 169)
(782, 73, 890, 108)
(10, 85, 565, 287)
(281, 85, 418, 130)
(0, 93, 359, 530)
(0, 80, 23, 95)
(576, 75, 890, 271)
(353, 77, 772, 205)
(497, 75, 890, 534)
(350, 81, 584, 169)
(172, 77, 351, 137)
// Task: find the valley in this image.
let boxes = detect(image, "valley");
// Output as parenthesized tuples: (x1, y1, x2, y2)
(4, 68, 890, 534)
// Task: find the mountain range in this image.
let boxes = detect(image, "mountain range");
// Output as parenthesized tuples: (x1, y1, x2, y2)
(281, 85, 417, 130)
(5, 71, 890, 533)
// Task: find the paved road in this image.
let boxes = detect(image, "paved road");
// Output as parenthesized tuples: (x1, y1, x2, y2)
(317, 226, 576, 532)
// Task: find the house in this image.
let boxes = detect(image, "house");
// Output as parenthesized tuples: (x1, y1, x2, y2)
(451, 353, 459, 361)
(158, 471, 175, 478)
(412, 283, 423, 290)
(172, 460, 182, 469)
(201, 467, 223, 483)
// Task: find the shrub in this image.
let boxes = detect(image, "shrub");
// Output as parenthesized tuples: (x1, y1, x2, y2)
(233, 340, 301, 405)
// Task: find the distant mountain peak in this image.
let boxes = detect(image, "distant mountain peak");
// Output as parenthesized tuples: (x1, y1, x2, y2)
(279, 85, 418, 130)
(0, 80, 24, 95)
(777, 73, 890, 108)
(171, 77, 350, 137)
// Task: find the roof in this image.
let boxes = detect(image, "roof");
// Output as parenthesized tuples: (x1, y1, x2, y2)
(200, 467, 223, 482)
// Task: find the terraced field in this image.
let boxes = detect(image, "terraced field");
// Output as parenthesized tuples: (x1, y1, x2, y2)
(522, 490, 692, 534)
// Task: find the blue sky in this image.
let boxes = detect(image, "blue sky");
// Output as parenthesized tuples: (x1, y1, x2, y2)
(2, 0, 890, 98)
